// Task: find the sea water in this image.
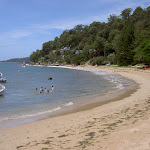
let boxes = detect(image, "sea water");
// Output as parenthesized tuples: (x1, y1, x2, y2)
(0, 63, 136, 129)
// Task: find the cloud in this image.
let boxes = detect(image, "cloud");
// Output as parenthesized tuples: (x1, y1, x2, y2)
(0, 29, 32, 47)
(26, 0, 149, 31)
(7, 30, 32, 39)
(0, 29, 32, 40)
(27, 16, 106, 31)
(8, 30, 32, 39)
(91, 0, 150, 23)
(0, 0, 148, 46)
(27, 22, 76, 30)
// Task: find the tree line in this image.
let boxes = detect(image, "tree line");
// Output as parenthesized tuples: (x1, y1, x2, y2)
(30, 6, 150, 66)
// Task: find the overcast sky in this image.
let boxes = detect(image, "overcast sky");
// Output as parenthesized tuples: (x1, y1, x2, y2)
(0, 0, 149, 60)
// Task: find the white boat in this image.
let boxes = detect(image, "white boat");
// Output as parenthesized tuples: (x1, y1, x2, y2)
(0, 84, 5, 96)
(0, 72, 3, 78)
(0, 78, 7, 83)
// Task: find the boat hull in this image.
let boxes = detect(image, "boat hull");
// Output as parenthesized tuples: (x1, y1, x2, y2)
(0, 78, 7, 83)
(0, 84, 5, 96)
(0, 90, 3, 96)
(0, 72, 2, 78)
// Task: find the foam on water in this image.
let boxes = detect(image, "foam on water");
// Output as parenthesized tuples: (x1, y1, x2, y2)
(0, 101, 74, 125)
(52, 66, 134, 91)
(0, 107, 61, 122)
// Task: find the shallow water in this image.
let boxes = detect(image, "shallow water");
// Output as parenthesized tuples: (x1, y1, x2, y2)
(0, 63, 135, 129)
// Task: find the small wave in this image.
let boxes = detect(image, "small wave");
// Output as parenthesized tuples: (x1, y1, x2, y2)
(0, 101, 75, 123)
(64, 101, 74, 106)
(0, 107, 61, 122)
(48, 66, 129, 90)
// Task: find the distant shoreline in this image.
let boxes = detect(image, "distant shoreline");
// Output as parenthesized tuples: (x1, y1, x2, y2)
(0, 57, 30, 63)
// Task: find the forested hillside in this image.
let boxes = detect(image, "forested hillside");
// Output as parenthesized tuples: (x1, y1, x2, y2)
(30, 6, 150, 66)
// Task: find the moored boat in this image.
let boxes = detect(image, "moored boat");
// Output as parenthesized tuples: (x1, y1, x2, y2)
(0, 84, 5, 96)
(0, 78, 7, 83)
(0, 72, 3, 78)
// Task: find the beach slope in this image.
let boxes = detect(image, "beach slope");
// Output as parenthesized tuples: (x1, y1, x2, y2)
(0, 66, 150, 150)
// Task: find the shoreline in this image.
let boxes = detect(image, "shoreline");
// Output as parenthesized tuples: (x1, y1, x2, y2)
(46, 65, 139, 118)
(0, 65, 150, 150)
(24, 64, 138, 119)
(49, 81, 138, 119)
(0, 64, 137, 129)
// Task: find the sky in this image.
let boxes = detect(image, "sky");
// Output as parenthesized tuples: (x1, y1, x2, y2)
(0, 0, 149, 61)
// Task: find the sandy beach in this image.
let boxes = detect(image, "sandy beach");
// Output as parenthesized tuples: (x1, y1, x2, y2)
(0, 65, 150, 150)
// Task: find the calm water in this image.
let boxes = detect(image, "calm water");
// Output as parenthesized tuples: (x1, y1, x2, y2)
(0, 63, 135, 129)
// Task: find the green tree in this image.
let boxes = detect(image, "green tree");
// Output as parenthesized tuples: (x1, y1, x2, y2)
(108, 14, 118, 24)
(82, 44, 91, 61)
(30, 6, 150, 66)
(30, 49, 40, 63)
(131, 6, 144, 22)
(115, 23, 135, 65)
(108, 29, 120, 42)
(93, 36, 105, 56)
(53, 37, 62, 50)
(134, 40, 150, 64)
(74, 24, 84, 32)
(120, 8, 133, 21)
(71, 54, 83, 65)
(64, 54, 72, 64)
(42, 41, 54, 56)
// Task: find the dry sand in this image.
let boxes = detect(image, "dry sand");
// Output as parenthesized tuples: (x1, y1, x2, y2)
(0, 65, 150, 150)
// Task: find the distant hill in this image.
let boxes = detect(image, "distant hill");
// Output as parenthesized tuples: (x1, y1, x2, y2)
(0, 57, 30, 63)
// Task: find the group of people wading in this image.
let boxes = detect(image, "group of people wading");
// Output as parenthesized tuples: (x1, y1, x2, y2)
(36, 85, 54, 93)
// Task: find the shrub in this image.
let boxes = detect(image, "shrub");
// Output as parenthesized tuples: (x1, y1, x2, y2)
(102, 61, 108, 65)
(80, 61, 86, 65)
(107, 56, 117, 65)
(89, 56, 105, 66)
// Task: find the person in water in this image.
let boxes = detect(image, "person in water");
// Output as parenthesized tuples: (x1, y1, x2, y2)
(52, 85, 54, 91)
(44, 88, 47, 92)
(40, 87, 43, 93)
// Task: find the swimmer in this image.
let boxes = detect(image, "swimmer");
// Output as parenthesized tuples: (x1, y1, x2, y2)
(52, 85, 54, 91)
(39, 87, 43, 93)
(44, 88, 47, 92)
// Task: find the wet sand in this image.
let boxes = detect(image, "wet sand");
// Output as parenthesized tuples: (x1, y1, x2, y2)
(0, 65, 150, 150)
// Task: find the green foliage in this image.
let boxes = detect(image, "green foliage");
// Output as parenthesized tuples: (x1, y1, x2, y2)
(89, 56, 105, 66)
(131, 6, 144, 22)
(71, 54, 83, 65)
(115, 23, 135, 66)
(53, 36, 62, 50)
(134, 40, 150, 64)
(64, 54, 72, 64)
(55, 50, 61, 56)
(30, 49, 40, 63)
(30, 6, 150, 66)
(80, 61, 86, 65)
(120, 8, 133, 20)
(93, 36, 105, 56)
(82, 44, 91, 61)
(107, 56, 117, 65)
